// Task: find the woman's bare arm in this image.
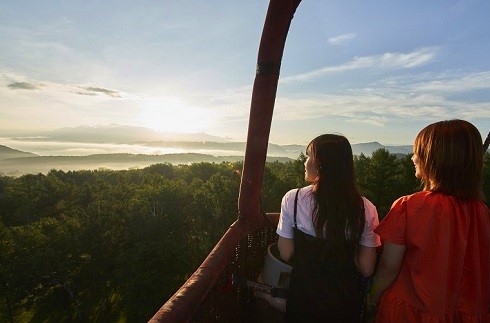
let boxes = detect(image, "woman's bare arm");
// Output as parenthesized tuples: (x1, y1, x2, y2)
(368, 242, 406, 304)
(355, 245, 377, 277)
(277, 236, 294, 262)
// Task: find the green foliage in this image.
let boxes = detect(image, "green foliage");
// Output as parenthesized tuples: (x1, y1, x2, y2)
(0, 163, 245, 321)
(1, 151, 486, 321)
(261, 156, 306, 212)
(354, 149, 422, 218)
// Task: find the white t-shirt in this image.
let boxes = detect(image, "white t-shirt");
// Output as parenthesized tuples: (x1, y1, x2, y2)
(276, 185, 381, 247)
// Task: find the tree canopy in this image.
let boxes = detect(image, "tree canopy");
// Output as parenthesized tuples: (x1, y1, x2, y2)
(1, 151, 488, 321)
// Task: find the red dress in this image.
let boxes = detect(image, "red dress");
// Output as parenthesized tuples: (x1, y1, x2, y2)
(374, 191, 490, 322)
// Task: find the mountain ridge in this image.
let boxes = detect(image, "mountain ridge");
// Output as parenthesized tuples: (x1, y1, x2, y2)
(0, 141, 413, 159)
(0, 142, 414, 176)
(0, 145, 37, 160)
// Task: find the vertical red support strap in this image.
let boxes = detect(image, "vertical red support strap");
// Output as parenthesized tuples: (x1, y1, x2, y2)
(238, 0, 301, 222)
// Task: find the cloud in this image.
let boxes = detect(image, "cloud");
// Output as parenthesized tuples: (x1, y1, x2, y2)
(281, 47, 439, 83)
(274, 70, 490, 127)
(8, 82, 43, 90)
(76, 91, 98, 96)
(379, 49, 437, 68)
(274, 93, 477, 127)
(185, 69, 490, 136)
(77, 86, 123, 98)
(408, 71, 490, 93)
(4, 75, 126, 98)
(328, 33, 356, 45)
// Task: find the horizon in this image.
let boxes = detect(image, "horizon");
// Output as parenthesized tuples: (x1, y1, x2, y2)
(0, 123, 416, 145)
(1, 1, 489, 145)
(0, 131, 417, 176)
(0, 125, 414, 158)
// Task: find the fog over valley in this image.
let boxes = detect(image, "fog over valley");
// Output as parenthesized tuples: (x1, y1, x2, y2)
(0, 125, 415, 176)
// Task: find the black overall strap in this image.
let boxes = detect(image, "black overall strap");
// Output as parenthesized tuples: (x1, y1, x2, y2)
(293, 188, 300, 229)
(484, 130, 490, 152)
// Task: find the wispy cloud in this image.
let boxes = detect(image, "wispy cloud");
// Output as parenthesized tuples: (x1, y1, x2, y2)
(179, 69, 490, 134)
(77, 86, 124, 98)
(8, 82, 44, 90)
(275, 93, 489, 127)
(274, 70, 490, 127)
(328, 33, 356, 45)
(5, 77, 126, 98)
(409, 71, 490, 93)
(281, 47, 439, 83)
(379, 49, 438, 68)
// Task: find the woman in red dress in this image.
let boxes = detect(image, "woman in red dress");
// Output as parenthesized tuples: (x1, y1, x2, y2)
(368, 119, 490, 322)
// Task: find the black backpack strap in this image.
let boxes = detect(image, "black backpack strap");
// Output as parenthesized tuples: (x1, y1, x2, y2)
(293, 188, 300, 229)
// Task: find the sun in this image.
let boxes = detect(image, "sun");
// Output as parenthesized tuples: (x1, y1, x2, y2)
(138, 97, 215, 134)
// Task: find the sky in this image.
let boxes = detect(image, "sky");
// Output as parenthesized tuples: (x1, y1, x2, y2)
(1, 0, 489, 147)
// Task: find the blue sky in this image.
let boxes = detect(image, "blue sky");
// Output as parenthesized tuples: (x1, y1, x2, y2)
(1, 0, 489, 146)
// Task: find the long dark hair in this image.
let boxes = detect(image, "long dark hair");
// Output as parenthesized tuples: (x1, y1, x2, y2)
(308, 134, 365, 260)
(414, 119, 484, 200)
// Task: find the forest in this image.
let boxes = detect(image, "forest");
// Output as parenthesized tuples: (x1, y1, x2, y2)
(1, 149, 489, 322)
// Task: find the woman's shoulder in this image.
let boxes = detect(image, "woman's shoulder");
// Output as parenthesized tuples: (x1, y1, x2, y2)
(392, 191, 431, 205)
(361, 197, 379, 222)
(283, 185, 314, 199)
(361, 196, 376, 210)
(394, 190, 482, 204)
(390, 191, 486, 213)
(282, 186, 314, 211)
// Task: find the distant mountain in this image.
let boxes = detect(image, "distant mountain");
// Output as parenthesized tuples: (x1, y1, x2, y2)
(0, 145, 37, 160)
(141, 141, 297, 157)
(10, 125, 228, 144)
(140, 141, 411, 158)
(0, 138, 416, 176)
(351, 142, 383, 156)
(0, 140, 414, 175)
(351, 142, 413, 156)
(384, 144, 413, 155)
(268, 142, 412, 158)
(4, 125, 414, 158)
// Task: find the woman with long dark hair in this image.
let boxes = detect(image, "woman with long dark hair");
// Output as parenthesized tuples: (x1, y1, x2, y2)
(276, 134, 380, 322)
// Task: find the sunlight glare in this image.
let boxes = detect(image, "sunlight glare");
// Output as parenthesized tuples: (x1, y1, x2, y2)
(138, 97, 216, 134)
